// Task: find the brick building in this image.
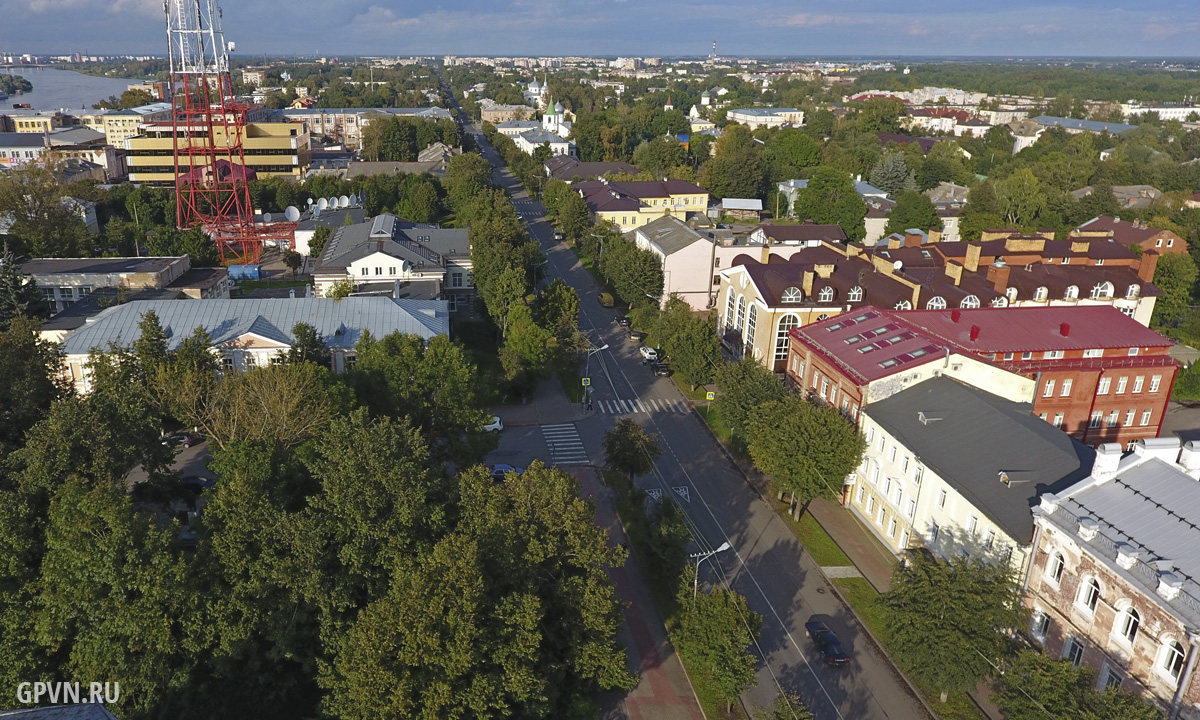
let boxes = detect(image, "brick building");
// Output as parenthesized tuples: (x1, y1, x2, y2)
(1028, 438, 1200, 719)
(787, 306, 1178, 448)
(1072, 216, 1188, 256)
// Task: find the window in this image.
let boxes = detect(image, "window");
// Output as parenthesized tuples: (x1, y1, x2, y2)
(936, 489, 947, 509)
(745, 304, 757, 348)
(866, 496, 875, 514)
(901, 456, 910, 474)
(1126, 285, 1139, 299)
(960, 295, 980, 308)
(876, 506, 886, 526)
(1116, 607, 1140, 645)
(1089, 411, 1103, 429)
(1150, 375, 1161, 393)
(887, 517, 898, 538)
(914, 466, 923, 485)
(1106, 410, 1119, 427)
(820, 378, 829, 399)
(775, 315, 799, 362)
(899, 529, 910, 549)
(1098, 378, 1111, 394)
(1022, 351, 1033, 360)
(929, 521, 941, 544)
(360, 267, 369, 276)
(1126, 409, 1136, 427)
(375, 267, 383, 276)
(818, 287, 834, 303)
(1034, 286, 1048, 301)
(735, 296, 746, 336)
(1162, 641, 1187, 682)
(926, 296, 946, 310)
(1044, 350, 1064, 359)
(1006, 287, 1018, 302)
(1084, 348, 1103, 358)
(1104, 667, 1124, 691)
(1048, 552, 1065, 583)
(1032, 611, 1051, 641)
(855, 483, 865, 505)
(888, 444, 897, 463)
(1043, 379, 1055, 397)
(1133, 376, 1144, 393)
(1116, 377, 1128, 394)
(982, 529, 995, 550)
(967, 515, 978, 535)
(894, 300, 912, 310)
(905, 498, 916, 519)
(1140, 409, 1152, 426)
(870, 462, 880, 486)
(1090, 281, 1114, 299)
(992, 296, 1008, 307)
(447, 295, 457, 312)
(1064, 637, 1085, 667)
(221, 356, 235, 374)
(891, 483, 902, 506)
(1156, 239, 1164, 247)
(725, 289, 736, 331)
(244, 353, 257, 368)
(1078, 577, 1101, 614)
(1005, 352, 1015, 361)
(848, 286, 863, 302)
(866, 425, 874, 443)
(781, 286, 802, 303)
(1065, 285, 1079, 300)
(388, 266, 396, 275)
(451, 272, 463, 288)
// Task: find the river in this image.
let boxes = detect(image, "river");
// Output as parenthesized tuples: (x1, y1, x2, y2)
(0, 67, 152, 112)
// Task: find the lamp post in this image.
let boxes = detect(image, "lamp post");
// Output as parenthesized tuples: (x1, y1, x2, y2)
(690, 541, 732, 601)
(583, 343, 609, 406)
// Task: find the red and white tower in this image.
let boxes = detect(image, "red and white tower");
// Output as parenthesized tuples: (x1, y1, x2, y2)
(164, 0, 290, 265)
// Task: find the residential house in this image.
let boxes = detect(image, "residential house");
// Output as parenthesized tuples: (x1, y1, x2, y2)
(311, 213, 475, 317)
(1028, 438, 1200, 719)
(1009, 118, 1045, 154)
(543, 155, 637, 181)
(1073, 216, 1187, 256)
(1120, 103, 1200, 121)
(1034, 116, 1137, 136)
(954, 117, 992, 138)
(573, 178, 709, 231)
(295, 206, 367, 256)
(343, 160, 446, 180)
(21, 255, 229, 314)
(852, 377, 1093, 572)
(718, 198, 762, 221)
(1070, 185, 1164, 211)
(513, 128, 571, 157)
(864, 197, 897, 245)
(750, 221, 847, 247)
(479, 103, 534, 124)
(726, 108, 804, 130)
(59, 297, 450, 392)
(42, 127, 124, 181)
(0, 132, 46, 167)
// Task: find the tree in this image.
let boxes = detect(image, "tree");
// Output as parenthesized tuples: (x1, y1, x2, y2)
(132, 309, 169, 375)
(664, 314, 722, 389)
(714, 357, 788, 439)
(308, 226, 333, 259)
(670, 568, 762, 712)
(793, 166, 868, 242)
(767, 128, 821, 170)
(0, 163, 90, 257)
(92, 88, 155, 110)
(282, 248, 302, 278)
(326, 278, 354, 299)
(1151, 252, 1198, 328)
(700, 147, 763, 200)
(885, 190, 942, 236)
(869, 153, 916, 198)
(745, 397, 865, 517)
(632, 137, 687, 179)
(541, 178, 570, 216)
(602, 418, 661, 478)
(996, 168, 1046, 227)
(284, 322, 332, 367)
(881, 551, 1025, 701)
(752, 691, 815, 720)
(598, 234, 664, 307)
(0, 243, 47, 329)
(0, 315, 63, 456)
(557, 191, 592, 242)
(996, 649, 1163, 720)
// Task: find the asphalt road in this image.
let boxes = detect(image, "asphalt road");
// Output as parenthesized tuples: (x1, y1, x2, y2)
(440, 81, 933, 720)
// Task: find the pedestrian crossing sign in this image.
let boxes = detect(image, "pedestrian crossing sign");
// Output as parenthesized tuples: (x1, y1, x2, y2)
(706, 391, 715, 400)
(582, 377, 591, 387)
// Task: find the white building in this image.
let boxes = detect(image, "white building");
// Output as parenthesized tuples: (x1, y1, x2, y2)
(726, 107, 805, 130)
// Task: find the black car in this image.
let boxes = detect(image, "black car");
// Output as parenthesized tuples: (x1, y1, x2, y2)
(162, 432, 201, 449)
(805, 621, 850, 666)
(180, 476, 217, 496)
(615, 316, 632, 327)
(651, 362, 672, 376)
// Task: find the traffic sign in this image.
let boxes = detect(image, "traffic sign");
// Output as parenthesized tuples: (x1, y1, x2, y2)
(582, 377, 591, 387)
(706, 391, 715, 401)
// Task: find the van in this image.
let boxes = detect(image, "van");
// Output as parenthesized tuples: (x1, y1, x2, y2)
(598, 292, 615, 308)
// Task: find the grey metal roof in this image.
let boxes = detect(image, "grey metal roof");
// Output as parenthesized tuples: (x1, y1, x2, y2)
(633, 215, 708, 256)
(518, 128, 567, 145)
(0, 133, 48, 148)
(1034, 116, 1136, 134)
(59, 297, 449, 355)
(864, 376, 1094, 544)
(314, 213, 465, 273)
(22, 256, 181, 277)
(722, 198, 763, 211)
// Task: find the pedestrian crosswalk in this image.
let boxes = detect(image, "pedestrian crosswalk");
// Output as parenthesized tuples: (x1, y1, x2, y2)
(541, 423, 589, 466)
(512, 199, 543, 217)
(594, 398, 691, 415)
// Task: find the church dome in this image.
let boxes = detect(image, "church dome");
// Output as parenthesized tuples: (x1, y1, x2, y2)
(554, 101, 564, 113)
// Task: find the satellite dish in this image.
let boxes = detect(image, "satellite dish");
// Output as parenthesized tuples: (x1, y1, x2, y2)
(307, 198, 314, 206)
(358, 191, 365, 204)
(339, 195, 350, 207)
(314, 206, 322, 218)
(893, 260, 903, 271)
(317, 198, 328, 211)
(262, 212, 273, 223)
(284, 205, 300, 222)
(325, 196, 336, 209)
(227, 41, 236, 53)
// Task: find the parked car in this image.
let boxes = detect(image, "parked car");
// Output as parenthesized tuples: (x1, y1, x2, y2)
(162, 432, 201, 449)
(553, 230, 565, 241)
(598, 292, 615, 308)
(651, 362, 672, 376)
(615, 315, 631, 327)
(639, 346, 659, 362)
(805, 621, 850, 666)
(490, 464, 524, 481)
(483, 415, 504, 432)
(627, 329, 647, 343)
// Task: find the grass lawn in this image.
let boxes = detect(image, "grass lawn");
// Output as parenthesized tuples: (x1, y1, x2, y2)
(454, 320, 510, 405)
(694, 403, 732, 444)
(785, 510, 853, 567)
(557, 367, 586, 404)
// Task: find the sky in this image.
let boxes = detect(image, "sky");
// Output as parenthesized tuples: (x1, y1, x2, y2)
(3, 0, 1200, 58)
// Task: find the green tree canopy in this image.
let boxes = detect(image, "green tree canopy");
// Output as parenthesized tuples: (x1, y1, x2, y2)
(869, 152, 916, 198)
(670, 568, 762, 712)
(713, 357, 788, 440)
(1150, 252, 1198, 328)
(996, 649, 1162, 720)
(885, 190, 943, 236)
(793, 166, 868, 242)
(602, 418, 662, 479)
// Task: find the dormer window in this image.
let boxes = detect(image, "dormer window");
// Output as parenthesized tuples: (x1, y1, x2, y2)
(960, 295, 980, 309)
(818, 287, 834, 303)
(1065, 285, 1079, 300)
(1034, 286, 1048, 301)
(1126, 285, 1139, 299)
(782, 286, 803, 303)
(1091, 281, 1114, 300)
(894, 300, 912, 310)
(925, 296, 946, 310)
(1005, 287, 1018, 302)
(848, 286, 863, 302)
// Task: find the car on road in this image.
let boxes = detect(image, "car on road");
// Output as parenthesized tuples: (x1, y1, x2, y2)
(639, 346, 659, 362)
(490, 464, 524, 480)
(598, 292, 615, 308)
(553, 230, 565, 241)
(651, 362, 672, 376)
(483, 416, 504, 432)
(805, 621, 850, 666)
(162, 432, 201, 449)
(615, 315, 631, 327)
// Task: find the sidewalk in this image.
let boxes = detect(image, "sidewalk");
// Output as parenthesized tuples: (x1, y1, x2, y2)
(573, 466, 705, 720)
(491, 375, 595, 428)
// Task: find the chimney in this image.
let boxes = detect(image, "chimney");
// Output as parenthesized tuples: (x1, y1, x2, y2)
(969, 325, 980, 341)
(888, 235, 904, 249)
(904, 232, 923, 248)
(1138, 250, 1159, 283)
(944, 261, 963, 286)
(1060, 323, 1070, 337)
(802, 270, 814, 296)
(814, 263, 835, 280)
(1092, 443, 1122, 482)
(986, 262, 1010, 293)
(927, 228, 942, 244)
(951, 309, 961, 323)
(760, 245, 770, 264)
(1179, 440, 1200, 480)
(1070, 240, 1089, 253)
(964, 243, 981, 273)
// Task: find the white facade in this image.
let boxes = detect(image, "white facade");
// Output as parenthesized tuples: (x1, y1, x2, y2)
(726, 108, 805, 130)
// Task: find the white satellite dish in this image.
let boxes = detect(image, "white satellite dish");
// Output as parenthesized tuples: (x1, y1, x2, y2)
(328, 196, 339, 209)
(893, 260, 903, 271)
(262, 212, 273, 223)
(317, 198, 328, 211)
(284, 206, 300, 222)
(314, 206, 322, 218)
(307, 198, 314, 206)
(339, 195, 350, 207)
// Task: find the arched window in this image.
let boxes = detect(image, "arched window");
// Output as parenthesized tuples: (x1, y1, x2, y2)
(1006, 287, 1018, 302)
(991, 296, 1008, 308)
(1162, 640, 1187, 681)
(745, 304, 758, 349)
(816, 314, 830, 321)
(894, 300, 912, 310)
(848, 286, 863, 302)
(1034, 286, 1048, 301)
(818, 287, 834, 303)
(735, 295, 746, 336)
(925, 296, 947, 310)
(725, 288, 736, 331)
(1078, 577, 1101, 614)
(960, 295, 980, 309)
(1091, 281, 1114, 300)
(1126, 285, 1140, 299)
(1065, 285, 1079, 300)
(775, 314, 800, 362)
(1047, 552, 1065, 583)
(1116, 606, 1140, 644)
(781, 286, 803, 303)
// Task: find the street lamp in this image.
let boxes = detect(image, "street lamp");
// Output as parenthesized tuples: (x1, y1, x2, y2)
(690, 541, 732, 601)
(583, 343, 609, 406)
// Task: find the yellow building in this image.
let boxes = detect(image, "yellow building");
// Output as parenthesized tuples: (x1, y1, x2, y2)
(8, 112, 68, 133)
(573, 178, 709, 231)
(125, 121, 310, 185)
(96, 103, 173, 146)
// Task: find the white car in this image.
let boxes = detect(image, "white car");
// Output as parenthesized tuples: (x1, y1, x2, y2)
(483, 415, 504, 432)
(639, 346, 659, 362)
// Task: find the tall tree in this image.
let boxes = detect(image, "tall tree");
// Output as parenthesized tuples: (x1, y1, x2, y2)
(793, 166, 868, 242)
(881, 551, 1025, 702)
(0, 164, 89, 257)
(284, 322, 332, 368)
(869, 153, 916, 198)
(885, 190, 943, 236)
(557, 191, 592, 242)
(602, 418, 662, 479)
(714, 357, 788, 440)
(996, 168, 1046, 227)
(1150, 252, 1198, 328)
(0, 244, 48, 329)
(996, 650, 1162, 720)
(0, 315, 63, 456)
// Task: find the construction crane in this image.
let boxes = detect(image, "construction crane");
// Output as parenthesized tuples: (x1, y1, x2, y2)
(163, 0, 293, 265)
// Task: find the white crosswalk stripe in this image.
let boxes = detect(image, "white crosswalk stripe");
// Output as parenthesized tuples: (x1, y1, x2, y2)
(541, 423, 589, 466)
(596, 398, 690, 414)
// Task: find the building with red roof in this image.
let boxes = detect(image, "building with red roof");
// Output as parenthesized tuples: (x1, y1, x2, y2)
(787, 305, 1178, 448)
(1072, 215, 1188, 256)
